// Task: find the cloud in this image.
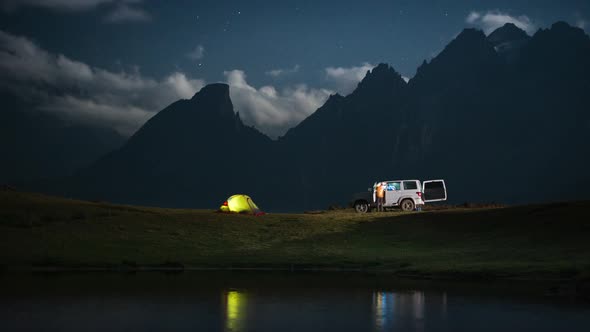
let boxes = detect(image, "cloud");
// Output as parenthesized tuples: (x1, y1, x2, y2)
(0, 29, 333, 139)
(225, 69, 332, 138)
(1, 0, 143, 11)
(40, 96, 153, 135)
(104, 3, 150, 23)
(577, 19, 587, 30)
(186, 45, 205, 61)
(324, 62, 375, 95)
(265, 64, 300, 78)
(466, 10, 535, 34)
(2, 0, 150, 24)
(466, 12, 481, 24)
(1, 0, 115, 11)
(0, 29, 204, 135)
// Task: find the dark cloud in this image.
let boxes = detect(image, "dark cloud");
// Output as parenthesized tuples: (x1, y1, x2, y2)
(2, 0, 122, 11)
(2, 0, 150, 24)
(0, 30, 362, 138)
(0, 29, 204, 135)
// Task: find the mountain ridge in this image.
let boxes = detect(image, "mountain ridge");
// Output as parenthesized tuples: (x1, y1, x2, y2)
(15, 21, 590, 211)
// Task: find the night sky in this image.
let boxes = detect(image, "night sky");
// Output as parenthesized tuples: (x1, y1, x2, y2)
(1, 0, 589, 137)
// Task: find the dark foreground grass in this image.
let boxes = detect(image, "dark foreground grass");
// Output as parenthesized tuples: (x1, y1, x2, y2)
(1, 191, 590, 280)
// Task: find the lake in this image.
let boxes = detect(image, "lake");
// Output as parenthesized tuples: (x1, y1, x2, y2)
(1, 271, 589, 331)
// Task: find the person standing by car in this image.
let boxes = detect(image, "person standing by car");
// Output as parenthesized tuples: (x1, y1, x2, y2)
(376, 182, 386, 212)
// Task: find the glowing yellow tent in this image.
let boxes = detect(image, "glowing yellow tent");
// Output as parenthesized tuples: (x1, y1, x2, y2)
(219, 194, 264, 215)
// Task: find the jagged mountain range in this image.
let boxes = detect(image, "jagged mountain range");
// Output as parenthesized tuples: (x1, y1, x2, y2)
(5, 22, 590, 211)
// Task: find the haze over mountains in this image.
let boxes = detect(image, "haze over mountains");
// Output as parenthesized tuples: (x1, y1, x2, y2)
(3, 22, 590, 211)
(0, 92, 124, 184)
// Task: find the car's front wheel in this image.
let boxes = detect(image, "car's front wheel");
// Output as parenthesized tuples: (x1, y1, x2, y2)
(400, 199, 415, 212)
(354, 200, 369, 213)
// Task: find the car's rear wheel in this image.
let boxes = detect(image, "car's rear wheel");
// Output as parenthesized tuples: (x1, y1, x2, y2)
(400, 199, 415, 212)
(354, 200, 369, 213)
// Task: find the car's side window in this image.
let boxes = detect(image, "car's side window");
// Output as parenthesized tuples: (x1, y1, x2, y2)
(386, 182, 401, 191)
(403, 181, 418, 190)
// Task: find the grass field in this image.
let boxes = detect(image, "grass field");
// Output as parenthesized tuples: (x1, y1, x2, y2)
(1, 191, 590, 280)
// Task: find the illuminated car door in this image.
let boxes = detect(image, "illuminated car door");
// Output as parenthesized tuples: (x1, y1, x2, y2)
(422, 180, 447, 202)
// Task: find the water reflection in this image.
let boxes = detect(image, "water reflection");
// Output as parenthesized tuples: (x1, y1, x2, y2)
(222, 289, 451, 332)
(3, 272, 590, 332)
(373, 291, 394, 330)
(373, 291, 448, 331)
(224, 290, 247, 332)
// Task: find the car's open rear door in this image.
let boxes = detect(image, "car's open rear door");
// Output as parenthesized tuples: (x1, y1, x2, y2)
(422, 179, 447, 202)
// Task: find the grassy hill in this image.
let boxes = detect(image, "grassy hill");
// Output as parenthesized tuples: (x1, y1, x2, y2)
(1, 191, 590, 280)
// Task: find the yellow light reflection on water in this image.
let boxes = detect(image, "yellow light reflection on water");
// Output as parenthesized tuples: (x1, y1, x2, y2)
(225, 290, 246, 332)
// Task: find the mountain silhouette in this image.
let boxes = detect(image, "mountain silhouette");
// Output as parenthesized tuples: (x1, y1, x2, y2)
(277, 63, 408, 209)
(19, 21, 590, 211)
(67, 83, 273, 207)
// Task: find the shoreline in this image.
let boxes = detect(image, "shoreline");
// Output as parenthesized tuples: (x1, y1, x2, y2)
(2, 264, 585, 282)
(3, 265, 589, 300)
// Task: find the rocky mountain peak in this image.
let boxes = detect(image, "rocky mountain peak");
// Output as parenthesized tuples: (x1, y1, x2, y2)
(487, 23, 530, 47)
(353, 63, 406, 97)
(412, 28, 499, 85)
(190, 83, 229, 101)
(189, 83, 235, 119)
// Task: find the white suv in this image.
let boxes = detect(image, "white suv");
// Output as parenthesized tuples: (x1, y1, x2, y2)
(351, 179, 447, 213)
